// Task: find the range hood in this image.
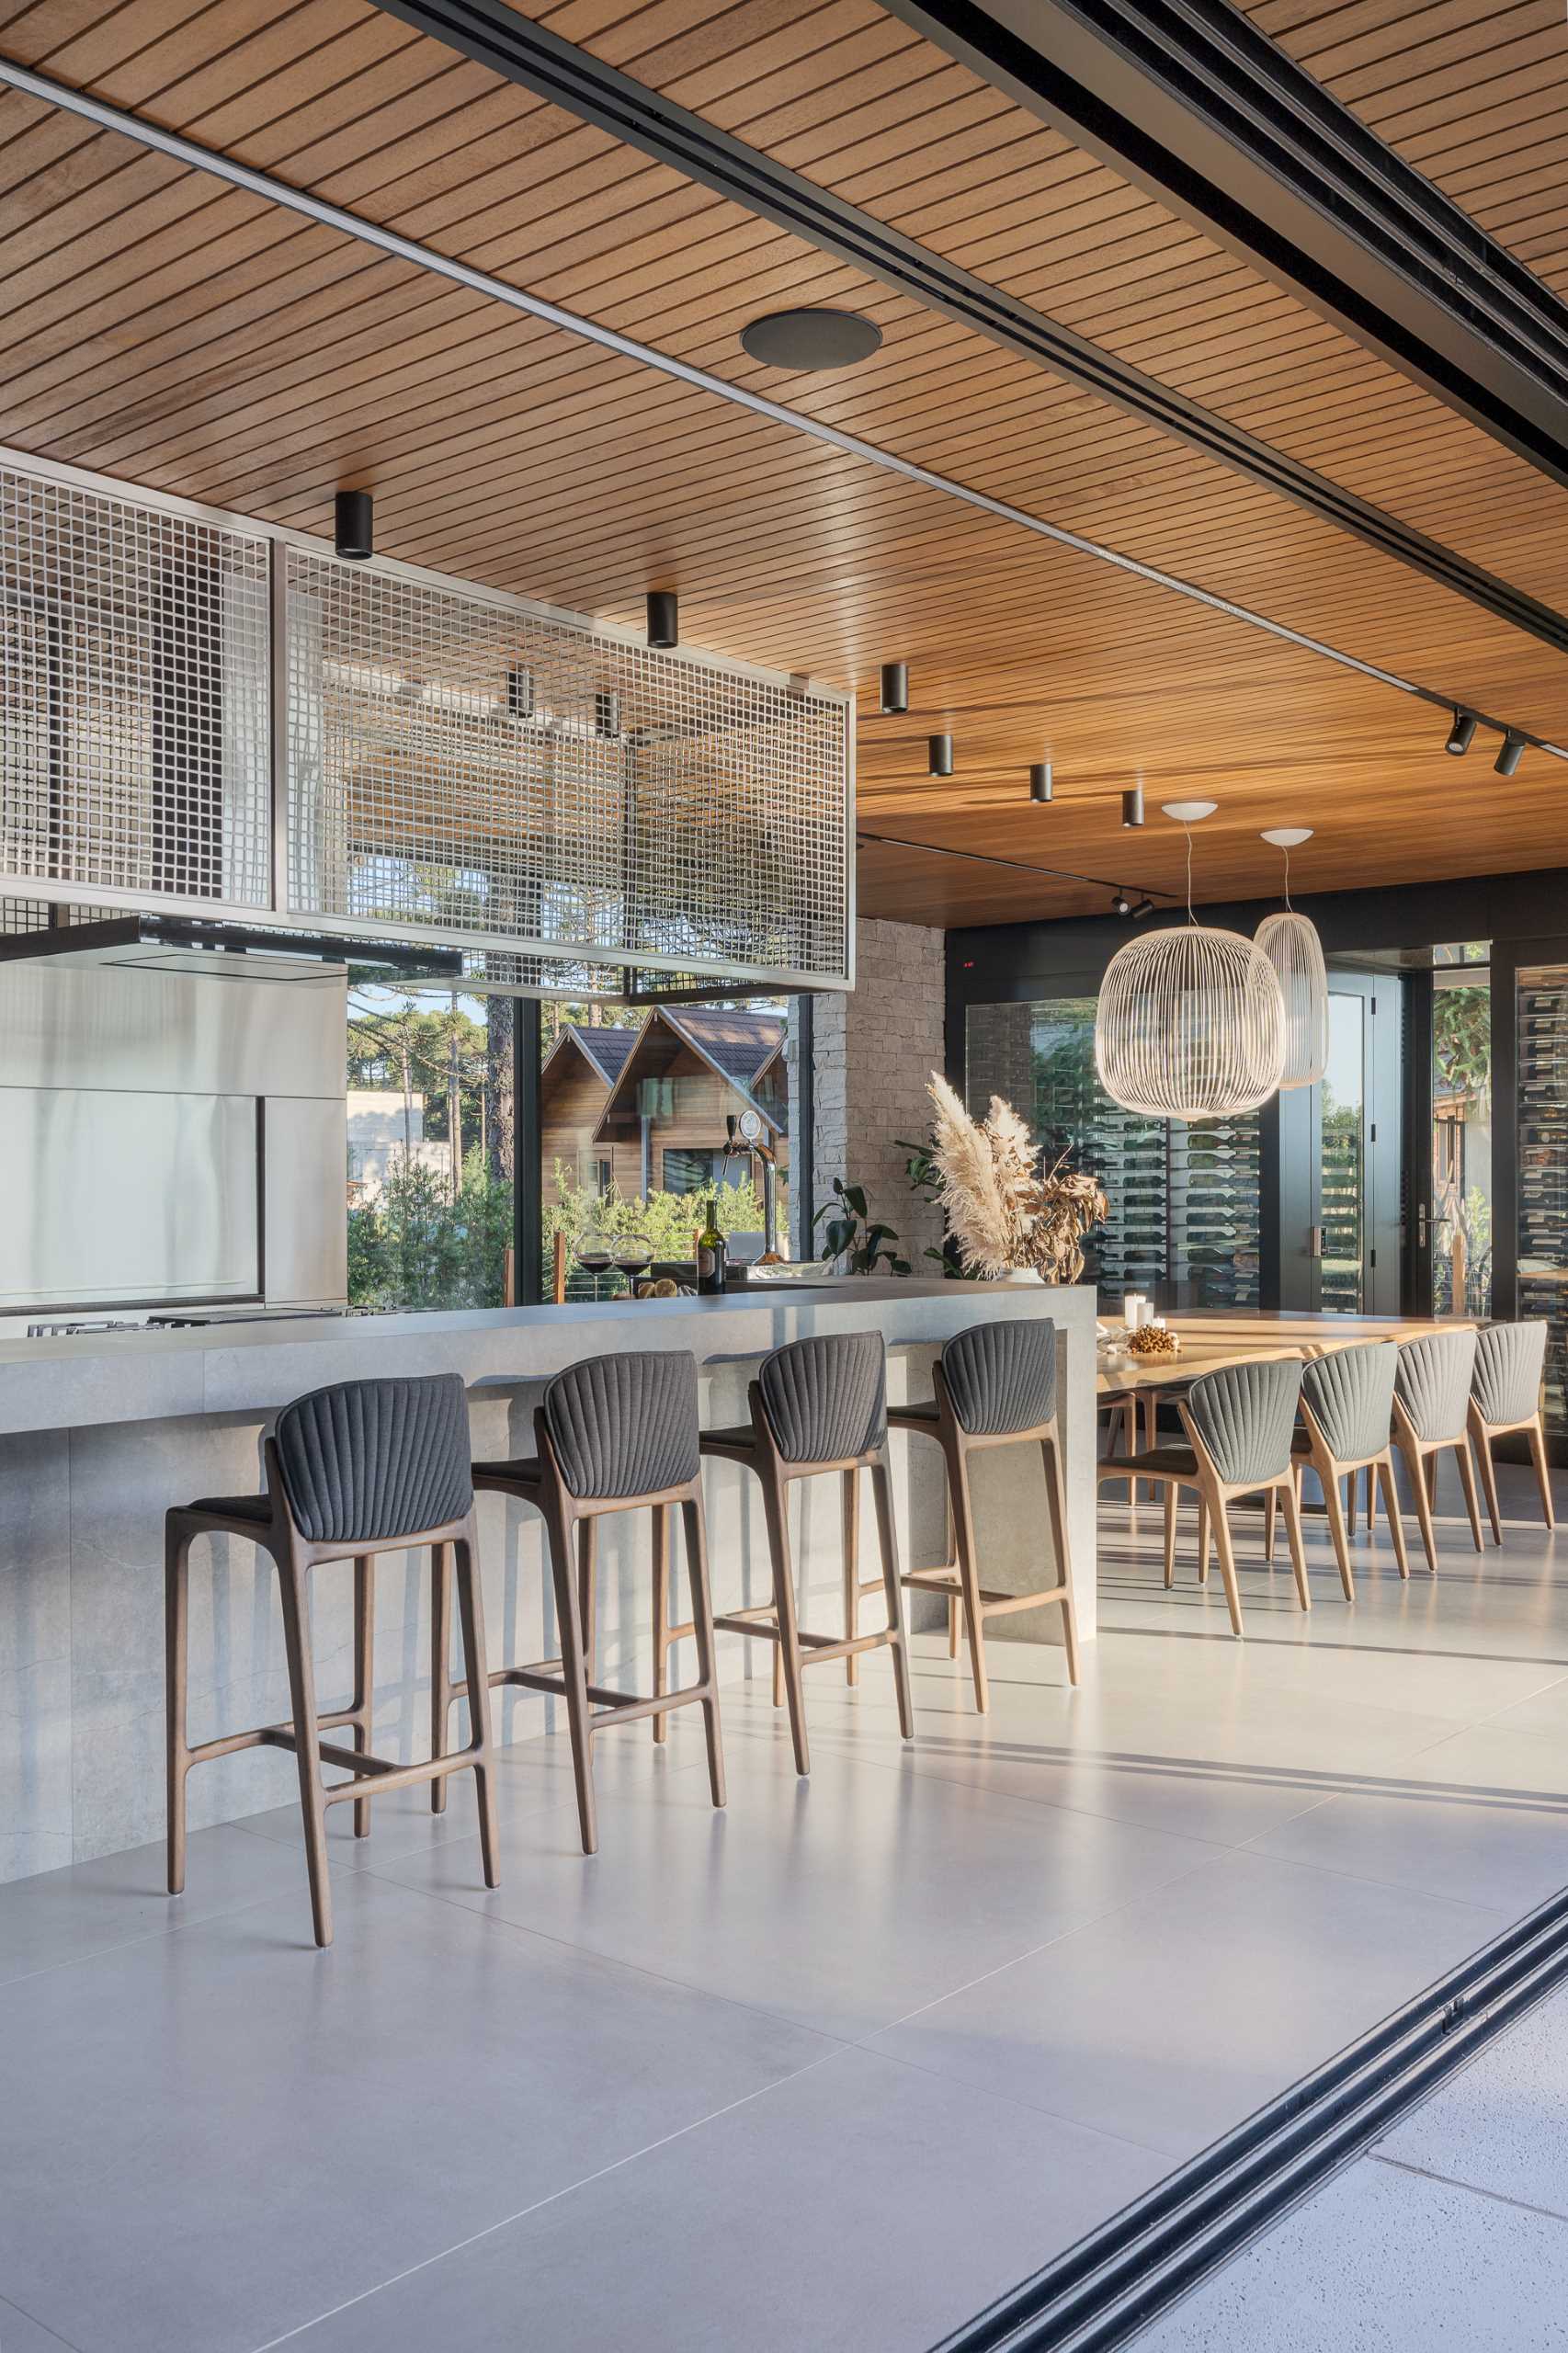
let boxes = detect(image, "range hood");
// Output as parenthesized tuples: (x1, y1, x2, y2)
(0, 913, 465, 984)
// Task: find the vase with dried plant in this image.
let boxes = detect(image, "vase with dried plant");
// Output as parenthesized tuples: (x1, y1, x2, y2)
(924, 1074, 1107, 1283)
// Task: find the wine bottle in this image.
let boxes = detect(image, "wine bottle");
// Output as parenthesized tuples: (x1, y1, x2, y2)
(696, 1195, 728, 1297)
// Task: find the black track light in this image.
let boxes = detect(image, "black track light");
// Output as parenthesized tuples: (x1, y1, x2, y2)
(595, 690, 621, 740)
(1446, 709, 1477, 756)
(1122, 785, 1145, 828)
(880, 661, 909, 716)
(928, 733, 954, 779)
(646, 589, 678, 649)
(334, 488, 373, 561)
(1029, 762, 1052, 803)
(1111, 889, 1133, 917)
(507, 665, 533, 720)
(1495, 731, 1525, 777)
(1132, 896, 1155, 921)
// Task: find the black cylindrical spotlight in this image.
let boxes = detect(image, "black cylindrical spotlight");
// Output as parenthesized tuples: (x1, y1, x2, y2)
(596, 690, 621, 740)
(1446, 709, 1477, 756)
(646, 589, 678, 649)
(334, 488, 373, 561)
(1111, 890, 1133, 918)
(507, 664, 533, 720)
(880, 661, 909, 716)
(1122, 785, 1145, 828)
(928, 733, 954, 779)
(1495, 731, 1525, 777)
(1029, 762, 1052, 803)
(1132, 896, 1155, 921)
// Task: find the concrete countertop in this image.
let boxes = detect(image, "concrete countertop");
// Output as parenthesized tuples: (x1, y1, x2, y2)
(0, 1279, 1096, 1436)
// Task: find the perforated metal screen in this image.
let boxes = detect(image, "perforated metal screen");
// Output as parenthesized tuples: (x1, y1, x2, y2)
(284, 551, 849, 989)
(0, 457, 852, 995)
(1, 464, 271, 907)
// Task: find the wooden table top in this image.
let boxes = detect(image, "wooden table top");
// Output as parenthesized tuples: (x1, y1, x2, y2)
(1097, 1310, 1475, 1392)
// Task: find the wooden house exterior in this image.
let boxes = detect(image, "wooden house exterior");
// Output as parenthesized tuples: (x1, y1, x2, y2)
(540, 1009, 786, 1205)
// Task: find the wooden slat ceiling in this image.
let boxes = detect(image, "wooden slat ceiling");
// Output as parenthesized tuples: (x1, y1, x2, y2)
(1, 0, 1566, 928)
(1242, 0, 1568, 301)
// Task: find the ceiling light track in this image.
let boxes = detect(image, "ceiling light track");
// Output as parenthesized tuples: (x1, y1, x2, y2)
(5, 54, 1563, 767)
(856, 828, 1174, 901)
(360, 0, 1568, 660)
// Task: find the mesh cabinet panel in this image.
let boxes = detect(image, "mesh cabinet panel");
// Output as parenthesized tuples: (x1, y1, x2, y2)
(284, 551, 849, 988)
(1, 466, 270, 906)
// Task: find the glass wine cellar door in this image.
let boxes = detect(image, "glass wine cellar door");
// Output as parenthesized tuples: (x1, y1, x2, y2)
(1278, 973, 1402, 1315)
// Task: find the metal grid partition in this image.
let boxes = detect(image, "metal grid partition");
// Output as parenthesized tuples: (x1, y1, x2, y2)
(0, 454, 852, 997)
(284, 549, 850, 992)
(1, 463, 271, 908)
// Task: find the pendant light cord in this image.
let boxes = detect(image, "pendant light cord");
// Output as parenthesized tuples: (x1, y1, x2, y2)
(1282, 843, 1293, 911)
(1185, 827, 1195, 923)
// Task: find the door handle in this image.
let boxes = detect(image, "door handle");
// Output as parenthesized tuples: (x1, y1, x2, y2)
(1309, 1225, 1324, 1259)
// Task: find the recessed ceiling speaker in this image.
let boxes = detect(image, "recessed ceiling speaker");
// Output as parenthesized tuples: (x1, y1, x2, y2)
(334, 488, 373, 561)
(1446, 709, 1477, 756)
(646, 590, 678, 649)
(928, 733, 954, 778)
(880, 661, 909, 715)
(1029, 763, 1053, 803)
(1495, 731, 1525, 776)
(740, 307, 883, 371)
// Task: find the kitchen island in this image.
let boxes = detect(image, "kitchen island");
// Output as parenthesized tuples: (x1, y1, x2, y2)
(0, 1279, 1096, 1881)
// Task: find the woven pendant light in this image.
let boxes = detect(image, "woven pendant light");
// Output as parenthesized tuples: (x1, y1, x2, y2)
(1256, 828, 1328, 1091)
(1095, 802, 1285, 1120)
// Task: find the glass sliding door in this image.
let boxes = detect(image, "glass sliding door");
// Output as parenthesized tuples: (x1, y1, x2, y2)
(1432, 950, 1493, 1319)
(1517, 962, 1567, 1435)
(1319, 990, 1366, 1313)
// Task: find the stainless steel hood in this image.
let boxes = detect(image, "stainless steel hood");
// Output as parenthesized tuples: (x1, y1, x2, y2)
(0, 912, 466, 983)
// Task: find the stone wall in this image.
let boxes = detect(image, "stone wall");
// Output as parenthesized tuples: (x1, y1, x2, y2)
(796, 915, 946, 1269)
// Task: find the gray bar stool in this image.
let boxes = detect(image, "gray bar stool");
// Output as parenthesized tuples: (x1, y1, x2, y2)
(165, 1373, 499, 1949)
(888, 1317, 1079, 1712)
(1468, 1320, 1555, 1543)
(1291, 1340, 1409, 1597)
(702, 1331, 915, 1775)
(467, 1350, 725, 1857)
(1392, 1328, 1483, 1570)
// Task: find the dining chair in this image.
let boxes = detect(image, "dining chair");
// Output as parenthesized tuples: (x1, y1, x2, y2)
(1101, 1356, 1307, 1634)
(1468, 1319, 1555, 1544)
(1292, 1340, 1408, 1597)
(1392, 1328, 1484, 1571)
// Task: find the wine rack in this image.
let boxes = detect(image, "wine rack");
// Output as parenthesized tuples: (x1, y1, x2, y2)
(1517, 965, 1568, 1436)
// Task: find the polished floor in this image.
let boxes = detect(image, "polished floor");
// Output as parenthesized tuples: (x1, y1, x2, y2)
(2, 1460, 1566, 2353)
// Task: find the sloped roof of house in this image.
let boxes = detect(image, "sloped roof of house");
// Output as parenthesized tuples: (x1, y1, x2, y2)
(663, 1007, 783, 1088)
(540, 1022, 640, 1094)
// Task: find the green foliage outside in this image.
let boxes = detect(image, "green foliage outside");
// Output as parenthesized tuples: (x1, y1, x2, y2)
(546, 1165, 767, 1294)
(348, 1146, 514, 1311)
(1434, 983, 1491, 1109)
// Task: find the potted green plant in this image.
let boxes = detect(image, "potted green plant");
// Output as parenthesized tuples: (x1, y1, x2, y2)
(812, 1177, 912, 1276)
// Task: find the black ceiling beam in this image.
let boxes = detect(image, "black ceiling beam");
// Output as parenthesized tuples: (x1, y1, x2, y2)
(364, 0, 1568, 658)
(883, 0, 1568, 490)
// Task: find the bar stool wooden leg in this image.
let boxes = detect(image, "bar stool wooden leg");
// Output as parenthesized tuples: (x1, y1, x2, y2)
(1280, 1478, 1311, 1611)
(652, 1503, 671, 1745)
(1402, 1437, 1439, 1573)
(945, 1480, 960, 1657)
(1469, 1409, 1503, 1546)
(1264, 1486, 1278, 1566)
(1042, 1432, 1080, 1686)
(681, 1495, 726, 1811)
(165, 1519, 192, 1897)
(276, 1552, 333, 1949)
(1365, 1463, 1377, 1529)
(871, 1452, 915, 1741)
(430, 1540, 452, 1815)
(578, 1517, 597, 1677)
(352, 1552, 375, 1838)
(1377, 1454, 1410, 1577)
(1528, 1414, 1557, 1529)
(842, 1467, 860, 1686)
(1163, 1481, 1177, 1588)
(758, 1458, 810, 1775)
(1346, 1467, 1358, 1534)
(1455, 1436, 1484, 1552)
(945, 1438, 989, 1714)
(545, 1494, 598, 1856)
(1197, 1497, 1210, 1584)
(452, 1523, 500, 1889)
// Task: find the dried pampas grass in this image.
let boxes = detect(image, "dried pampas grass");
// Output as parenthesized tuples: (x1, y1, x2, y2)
(925, 1074, 1107, 1283)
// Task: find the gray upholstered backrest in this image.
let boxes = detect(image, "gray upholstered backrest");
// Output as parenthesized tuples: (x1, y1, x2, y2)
(941, 1318, 1056, 1437)
(1471, 1321, 1547, 1427)
(1301, 1341, 1398, 1463)
(543, 1351, 699, 1499)
(1395, 1327, 1477, 1443)
(1184, 1356, 1302, 1486)
(758, 1331, 886, 1463)
(275, 1374, 472, 1544)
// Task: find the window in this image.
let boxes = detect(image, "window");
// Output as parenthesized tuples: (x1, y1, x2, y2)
(663, 1148, 725, 1195)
